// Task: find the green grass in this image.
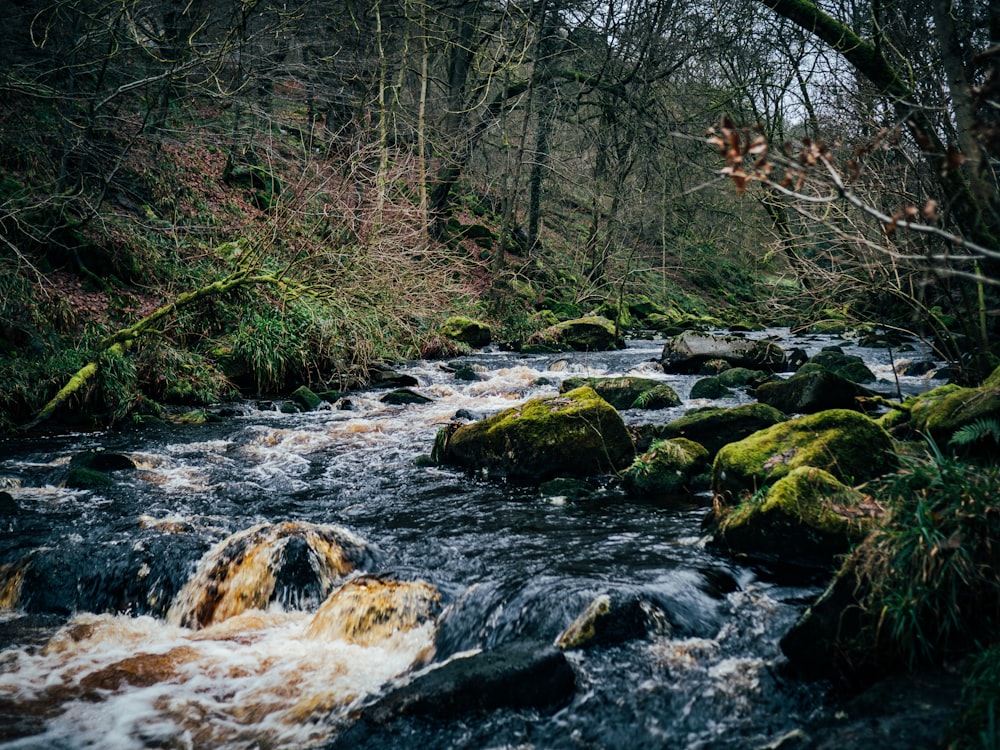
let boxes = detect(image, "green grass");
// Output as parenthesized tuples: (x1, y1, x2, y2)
(853, 443, 1000, 666)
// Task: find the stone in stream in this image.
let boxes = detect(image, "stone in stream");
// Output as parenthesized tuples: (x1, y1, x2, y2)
(711, 409, 895, 503)
(710, 466, 879, 570)
(439, 316, 492, 348)
(524, 315, 625, 352)
(634, 403, 786, 459)
(559, 376, 680, 410)
(434, 386, 635, 483)
(622, 437, 710, 497)
(661, 332, 787, 374)
(328, 640, 576, 743)
(756, 368, 876, 414)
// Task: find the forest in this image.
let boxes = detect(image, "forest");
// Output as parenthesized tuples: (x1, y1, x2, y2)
(2, 2, 1000, 747)
(1, 0, 996, 431)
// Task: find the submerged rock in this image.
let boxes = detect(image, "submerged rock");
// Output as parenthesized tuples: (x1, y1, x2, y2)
(711, 409, 895, 502)
(306, 575, 441, 646)
(559, 376, 680, 410)
(661, 332, 786, 373)
(435, 386, 635, 483)
(555, 593, 657, 650)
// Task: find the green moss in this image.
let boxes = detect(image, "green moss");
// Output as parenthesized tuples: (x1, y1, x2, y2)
(712, 408, 895, 500)
(441, 386, 635, 482)
(624, 437, 709, 495)
(560, 376, 679, 410)
(910, 381, 1000, 442)
(440, 316, 492, 347)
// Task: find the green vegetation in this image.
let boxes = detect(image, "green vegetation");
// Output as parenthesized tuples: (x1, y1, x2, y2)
(852, 445, 1000, 667)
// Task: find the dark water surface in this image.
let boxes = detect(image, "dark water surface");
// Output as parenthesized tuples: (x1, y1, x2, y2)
(0, 331, 940, 749)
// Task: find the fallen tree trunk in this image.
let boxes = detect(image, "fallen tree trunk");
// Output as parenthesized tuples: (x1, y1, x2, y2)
(22, 268, 289, 431)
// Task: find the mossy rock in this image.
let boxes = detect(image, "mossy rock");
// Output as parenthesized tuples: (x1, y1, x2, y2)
(654, 403, 786, 459)
(559, 376, 680, 410)
(437, 386, 635, 483)
(290, 385, 323, 411)
(626, 296, 666, 320)
(623, 437, 710, 496)
(712, 409, 896, 502)
(661, 332, 786, 374)
(526, 316, 624, 352)
(70, 451, 136, 472)
(756, 369, 875, 414)
(65, 467, 114, 490)
(805, 350, 876, 384)
(381, 388, 434, 405)
(713, 467, 876, 567)
(440, 316, 492, 348)
(908, 379, 1000, 443)
(716, 367, 767, 388)
(689, 376, 733, 400)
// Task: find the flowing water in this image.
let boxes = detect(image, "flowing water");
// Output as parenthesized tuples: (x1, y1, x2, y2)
(0, 330, 942, 749)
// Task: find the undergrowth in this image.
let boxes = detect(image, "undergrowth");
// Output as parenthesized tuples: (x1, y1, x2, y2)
(853, 443, 1000, 667)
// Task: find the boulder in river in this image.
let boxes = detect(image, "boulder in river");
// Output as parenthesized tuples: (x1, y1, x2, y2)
(804, 348, 877, 384)
(638, 403, 786, 459)
(435, 386, 635, 483)
(623, 438, 710, 496)
(756, 369, 875, 414)
(661, 332, 786, 374)
(526, 316, 625, 352)
(689, 376, 733, 400)
(559, 376, 680, 410)
(336, 640, 575, 733)
(711, 409, 895, 503)
(711, 466, 878, 568)
(904, 369, 1000, 444)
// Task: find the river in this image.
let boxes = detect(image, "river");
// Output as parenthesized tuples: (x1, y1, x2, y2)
(0, 330, 941, 749)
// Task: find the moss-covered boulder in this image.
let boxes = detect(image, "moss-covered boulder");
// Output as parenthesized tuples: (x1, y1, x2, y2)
(717, 367, 770, 389)
(651, 403, 786, 459)
(661, 332, 786, 374)
(756, 369, 875, 414)
(440, 316, 492, 348)
(290, 385, 323, 411)
(559, 376, 680, 410)
(908, 377, 1000, 443)
(623, 438, 710, 496)
(712, 467, 877, 566)
(805, 349, 876, 384)
(436, 386, 635, 483)
(712, 409, 895, 502)
(689, 376, 733, 400)
(526, 316, 624, 352)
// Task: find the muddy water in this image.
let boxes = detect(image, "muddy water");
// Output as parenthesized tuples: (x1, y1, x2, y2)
(0, 331, 941, 749)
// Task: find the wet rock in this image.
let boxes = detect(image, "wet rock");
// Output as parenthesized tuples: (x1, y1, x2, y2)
(290, 385, 323, 411)
(641, 403, 786, 459)
(70, 451, 136, 472)
(559, 376, 680, 410)
(689, 376, 733, 400)
(0, 491, 16, 515)
(785, 347, 809, 370)
(661, 332, 786, 374)
(623, 438, 710, 497)
(712, 409, 895, 503)
(452, 366, 482, 382)
(368, 364, 419, 389)
(64, 467, 114, 490)
(776, 670, 962, 750)
(711, 467, 877, 568)
(804, 349, 876, 384)
(381, 389, 434, 405)
(716, 367, 771, 389)
(435, 386, 635, 483)
(756, 369, 875, 414)
(555, 593, 655, 649)
(526, 316, 625, 352)
(439, 316, 492, 348)
(306, 575, 441, 645)
(353, 641, 575, 724)
(538, 477, 601, 502)
(896, 359, 935, 377)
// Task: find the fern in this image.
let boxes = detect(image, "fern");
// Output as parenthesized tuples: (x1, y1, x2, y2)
(950, 418, 1000, 448)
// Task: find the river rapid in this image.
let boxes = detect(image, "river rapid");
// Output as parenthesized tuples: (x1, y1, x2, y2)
(0, 330, 941, 750)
